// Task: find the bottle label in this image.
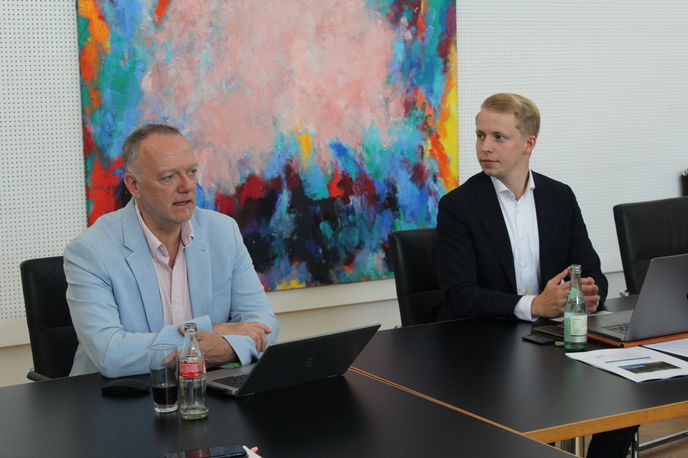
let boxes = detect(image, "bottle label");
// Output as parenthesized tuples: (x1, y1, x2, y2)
(570, 315, 587, 336)
(179, 361, 200, 378)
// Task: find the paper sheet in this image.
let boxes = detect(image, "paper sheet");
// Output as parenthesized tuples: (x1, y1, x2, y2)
(644, 338, 688, 358)
(566, 347, 688, 382)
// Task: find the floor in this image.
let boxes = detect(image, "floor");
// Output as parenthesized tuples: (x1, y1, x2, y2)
(635, 417, 688, 457)
(0, 344, 33, 387)
(581, 417, 688, 457)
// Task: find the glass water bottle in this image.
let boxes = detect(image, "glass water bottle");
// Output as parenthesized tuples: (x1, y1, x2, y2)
(564, 264, 587, 351)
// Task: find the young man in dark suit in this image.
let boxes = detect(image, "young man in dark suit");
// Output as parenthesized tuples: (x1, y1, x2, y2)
(437, 93, 635, 458)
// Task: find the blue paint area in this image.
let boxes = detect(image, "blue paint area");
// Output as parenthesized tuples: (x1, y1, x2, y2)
(196, 184, 216, 210)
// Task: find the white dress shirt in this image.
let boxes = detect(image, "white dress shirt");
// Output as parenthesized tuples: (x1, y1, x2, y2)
(135, 201, 194, 326)
(490, 172, 540, 321)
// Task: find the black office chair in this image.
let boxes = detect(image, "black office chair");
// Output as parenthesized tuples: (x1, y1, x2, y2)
(20, 256, 78, 381)
(613, 196, 688, 454)
(614, 196, 688, 294)
(388, 228, 441, 326)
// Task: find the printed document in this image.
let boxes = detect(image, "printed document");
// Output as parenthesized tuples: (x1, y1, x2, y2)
(644, 337, 688, 359)
(566, 347, 688, 382)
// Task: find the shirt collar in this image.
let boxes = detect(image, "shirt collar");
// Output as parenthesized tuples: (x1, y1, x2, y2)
(134, 200, 194, 256)
(490, 170, 536, 200)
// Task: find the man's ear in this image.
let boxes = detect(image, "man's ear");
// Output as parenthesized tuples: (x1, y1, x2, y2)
(124, 172, 140, 199)
(524, 135, 537, 155)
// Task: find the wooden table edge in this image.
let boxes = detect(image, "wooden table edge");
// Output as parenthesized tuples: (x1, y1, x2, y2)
(523, 400, 688, 443)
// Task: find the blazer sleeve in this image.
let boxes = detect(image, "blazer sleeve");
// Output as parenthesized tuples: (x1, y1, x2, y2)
(64, 237, 212, 378)
(219, 218, 280, 365)
(437, 193, 521, 320)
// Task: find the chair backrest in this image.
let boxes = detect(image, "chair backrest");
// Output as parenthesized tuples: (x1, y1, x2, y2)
(389, 228, 441, 326)
(613, 196, 688, 294)
(20, 256, 77, 379)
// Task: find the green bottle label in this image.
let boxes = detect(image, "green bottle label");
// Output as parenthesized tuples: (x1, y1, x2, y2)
(570, 315, 587, 337)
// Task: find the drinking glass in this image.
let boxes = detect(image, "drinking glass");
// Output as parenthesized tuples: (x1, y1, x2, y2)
(148, 343, 179, 413)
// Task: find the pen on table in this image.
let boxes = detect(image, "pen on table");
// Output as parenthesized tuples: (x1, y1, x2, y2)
(243, 445, 261, 457)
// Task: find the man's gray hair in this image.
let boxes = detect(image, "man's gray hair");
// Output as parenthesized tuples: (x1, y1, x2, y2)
(122, 124, 183, 173)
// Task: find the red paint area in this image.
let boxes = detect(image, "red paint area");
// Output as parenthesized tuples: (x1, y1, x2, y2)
(436, 2, 456, 71)
(411, 162, 429, 187)
(328, 168, 355, 204)
(214, 193, 236, 216)
(87, 157, 123, 226)
(354, 173, 378, 205)
(153, 0, 171, 26)
(241, 175, 265, 204)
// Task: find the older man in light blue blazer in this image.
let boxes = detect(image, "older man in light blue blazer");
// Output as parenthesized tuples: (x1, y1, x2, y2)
(65, 124, 279, 378)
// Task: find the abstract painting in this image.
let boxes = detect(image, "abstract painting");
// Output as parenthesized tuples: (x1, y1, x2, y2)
(77, 0, 458, 290)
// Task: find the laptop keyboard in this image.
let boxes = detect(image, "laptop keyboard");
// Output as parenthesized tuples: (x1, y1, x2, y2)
(215, 374, 248, 388)
(602, 323, 629, 334)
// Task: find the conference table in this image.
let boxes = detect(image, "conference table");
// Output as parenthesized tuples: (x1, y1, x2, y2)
(0, 367, 569, 457)
(351, 318, 688, 444)
(7, 313, 684, 456)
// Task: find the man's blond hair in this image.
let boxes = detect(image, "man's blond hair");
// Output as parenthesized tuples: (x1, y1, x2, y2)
(480, 93, 540, 138)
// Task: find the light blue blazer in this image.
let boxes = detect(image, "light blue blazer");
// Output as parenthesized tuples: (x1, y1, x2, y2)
(64, 200, 279, 377)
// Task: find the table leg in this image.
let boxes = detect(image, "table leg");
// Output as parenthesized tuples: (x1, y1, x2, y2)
(558, 437, 585, 457)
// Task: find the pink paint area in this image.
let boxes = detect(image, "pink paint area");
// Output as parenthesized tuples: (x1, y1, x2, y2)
(139, 0, 403, 187)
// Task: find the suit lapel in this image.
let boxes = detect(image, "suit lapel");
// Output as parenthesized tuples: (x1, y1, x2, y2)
(533, 173, 559, 284)
(122, 201, 164, 331)
(472, 174, 517, 291)
(185, 214, 212, 319)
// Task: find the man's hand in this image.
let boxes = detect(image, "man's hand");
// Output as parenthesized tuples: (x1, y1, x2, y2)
(212, 322, 273, 353)
(581, 276, 600, 313)
(531, 267, 570, 318)
(196, 331, 237, 367)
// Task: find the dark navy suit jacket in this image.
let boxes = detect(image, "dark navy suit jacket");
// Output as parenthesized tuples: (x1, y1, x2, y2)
(437, 171, 607, 320)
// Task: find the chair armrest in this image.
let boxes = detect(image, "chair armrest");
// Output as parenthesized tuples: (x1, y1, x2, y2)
(26, 369, 50, 382)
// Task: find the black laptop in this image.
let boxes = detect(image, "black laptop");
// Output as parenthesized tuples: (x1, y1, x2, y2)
(206, 324, 380, 397)
(587, 254, 688, 342)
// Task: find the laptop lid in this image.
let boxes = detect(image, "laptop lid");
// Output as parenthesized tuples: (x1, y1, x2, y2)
(588, 253, 688, 341)
(207, 323, 380, 397)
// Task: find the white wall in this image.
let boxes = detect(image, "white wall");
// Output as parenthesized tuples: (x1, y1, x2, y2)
(0, 1, 85, 347)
